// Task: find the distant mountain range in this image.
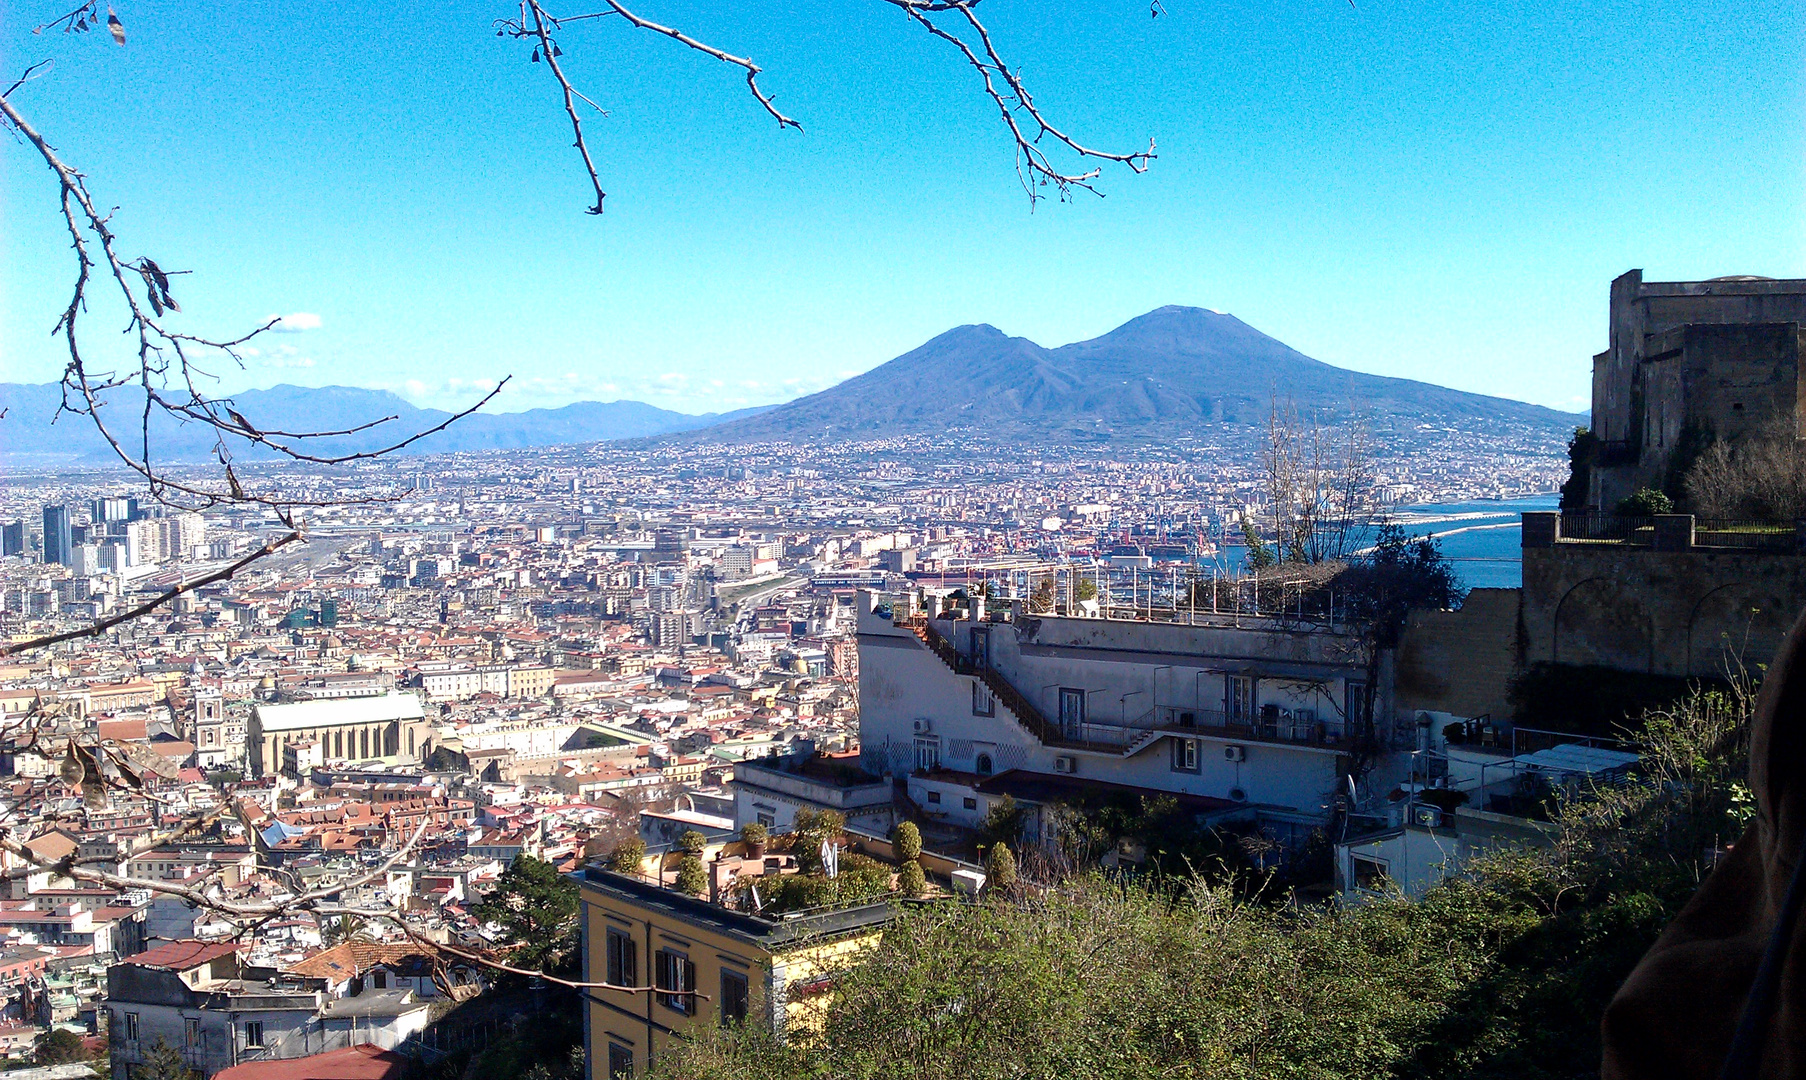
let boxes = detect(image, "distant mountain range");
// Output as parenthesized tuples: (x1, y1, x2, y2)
(0, 306, 1585, 464)
(686, 306, 1587, 445)
(0, 383, 772, 466)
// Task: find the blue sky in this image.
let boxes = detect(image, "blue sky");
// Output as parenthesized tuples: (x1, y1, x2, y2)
(3, 0, 1800, 416)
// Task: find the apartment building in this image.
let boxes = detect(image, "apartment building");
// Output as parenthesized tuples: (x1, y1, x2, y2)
(856, 590, 1385, 844)
(578, 867, 898, 1079)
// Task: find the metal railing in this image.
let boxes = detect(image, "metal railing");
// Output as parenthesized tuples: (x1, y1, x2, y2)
(1558, 512, 1655, 544)
(1693, 519, 1798, 553)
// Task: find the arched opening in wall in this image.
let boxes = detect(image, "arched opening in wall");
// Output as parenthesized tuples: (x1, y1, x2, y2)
(334, 730, 344, 759)
(1686, 584, 1792, 678)
(975, 754, 993, 777)
(1553, 577, 1656, 673)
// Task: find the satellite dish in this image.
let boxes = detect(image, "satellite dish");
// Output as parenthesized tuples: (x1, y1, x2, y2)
(1345, 775, 1359, 806)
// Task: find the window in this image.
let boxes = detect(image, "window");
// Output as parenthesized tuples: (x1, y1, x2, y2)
(719, 969, 750, 1025)
(963, 797, 978, 810)
(1344, 681, 1369, 727)
(656, 949, 695, 1014)
(926, 791, 941, 804)
(913, 737, 940, 773)
(606, 1043, 633, 1079)
(1172, 738, 1199, 773)
(756, 811, 775, 828)
(1352, 855, 1389, 892)
(971, 682, 995, 717)
(124, 1013, 139, 1042)
(184, 1017, 200, 1049)
(974, 753, 993, 776)
(1058, 688, 1086, 737)
(970, 628, 989, 670)
(372, 970, 387, 989)
(1227, 676, 1255, 723)
(606, 927, 638, 987)
(243, 1022, 264, 1049)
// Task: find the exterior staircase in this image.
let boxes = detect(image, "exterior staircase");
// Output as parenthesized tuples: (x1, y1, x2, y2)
(898, 618, 1061, 747)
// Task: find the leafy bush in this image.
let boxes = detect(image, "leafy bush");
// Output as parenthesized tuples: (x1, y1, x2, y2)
(741, 822, 769, 847)
(678, 829, 707, 855)
(791, 808, 846, 875)
(1616, 487, 1674, 515)
(650, 684, 1753, 1080)
(894, 821, 922, 862)
(984, 842, 1017, 893)
(675, 855, 708, 897)
(898, 860, 926, 898)
(607, 838, 646, 874)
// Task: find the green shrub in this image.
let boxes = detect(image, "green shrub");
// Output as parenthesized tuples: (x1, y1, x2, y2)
(607, 838, 646, 875)
(898, 859, 926, 898)
(894, 821, 922, 862)
(984, 842, 1017, 893)
(740, 822, 769, 847)
(1617, 487, 1674, 515)
(678, 829, 707, 855)
(675, 855, 708, 896)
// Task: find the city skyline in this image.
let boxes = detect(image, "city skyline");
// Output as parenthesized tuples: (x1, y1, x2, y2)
(3, 0, 1800, 416)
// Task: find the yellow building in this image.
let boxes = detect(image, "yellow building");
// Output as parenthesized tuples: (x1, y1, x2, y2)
(578, 866, 899, 1079)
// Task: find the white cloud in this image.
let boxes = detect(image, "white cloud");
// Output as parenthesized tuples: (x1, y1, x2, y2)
(262, 353, 316, 369)
(269, 312, 322, 333)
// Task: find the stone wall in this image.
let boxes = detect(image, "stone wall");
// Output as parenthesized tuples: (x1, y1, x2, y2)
(1521, 542, 1806, 678)
(1393, 588, 1522, 719)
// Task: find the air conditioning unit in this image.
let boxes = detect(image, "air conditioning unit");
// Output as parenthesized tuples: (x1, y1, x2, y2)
(912, 718, 933, 735)
(1413, 805, 1444, 828)
(1053, 755, 1077, 775)
(1223, 745, 1247, 763)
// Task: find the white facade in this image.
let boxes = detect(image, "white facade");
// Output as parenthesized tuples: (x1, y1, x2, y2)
(856, 592, 1384, 823)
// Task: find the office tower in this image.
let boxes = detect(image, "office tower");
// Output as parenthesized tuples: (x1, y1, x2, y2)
(1, 522, 22, 557)
(42, 505, 71, 566)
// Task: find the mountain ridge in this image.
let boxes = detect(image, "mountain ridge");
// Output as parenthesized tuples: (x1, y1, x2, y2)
(682, 305, 1585, 444)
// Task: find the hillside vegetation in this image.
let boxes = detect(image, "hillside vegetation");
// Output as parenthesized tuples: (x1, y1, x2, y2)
(652, 684, 1752, 1080)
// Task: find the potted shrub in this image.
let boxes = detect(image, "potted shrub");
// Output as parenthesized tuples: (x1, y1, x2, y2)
(608, 838, 646, 876)
(741, 822, 769, 858)
(677, 828, 707, 856)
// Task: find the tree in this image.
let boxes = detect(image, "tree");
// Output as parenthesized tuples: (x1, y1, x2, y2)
(1260, 400, 1381, 565)
(978, 795, 1025, 849)
(894, 821, 922, 863)
(675, 855, 708, 897)
(791, 808, 846, 876)
(1683, 422, 1806, 522)
(984, 842, 1017, 894)
(474, 854, 580, 975)
(1562, 426, 1600, 510)
(34, 1029, 88, 1066)
(137, 1040, 197, 1080)
(608, 837, 648, 875)
(1073, 577, 1098, 603)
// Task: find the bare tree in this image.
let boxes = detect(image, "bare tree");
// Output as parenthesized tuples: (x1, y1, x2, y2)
(1261, 399, 1383, 565)
(1682, 420, 1806, 522)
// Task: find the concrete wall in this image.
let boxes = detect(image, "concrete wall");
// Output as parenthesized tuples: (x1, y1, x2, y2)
(1521, 544, 1806, 678)
(1393, 588, 1522, 720)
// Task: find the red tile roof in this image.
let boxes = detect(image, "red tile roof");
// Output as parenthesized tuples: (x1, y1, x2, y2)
(123, 939, 242, 971)
(214, 1045, 406, 1080)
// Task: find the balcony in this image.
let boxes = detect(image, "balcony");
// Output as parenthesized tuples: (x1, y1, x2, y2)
(1076, 704, 1356, 756)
